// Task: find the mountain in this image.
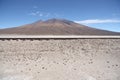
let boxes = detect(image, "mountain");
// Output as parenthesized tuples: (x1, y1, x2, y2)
(0, 18, 120, 35)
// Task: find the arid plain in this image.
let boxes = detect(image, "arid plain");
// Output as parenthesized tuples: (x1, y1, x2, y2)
(0, 38, 120, 80)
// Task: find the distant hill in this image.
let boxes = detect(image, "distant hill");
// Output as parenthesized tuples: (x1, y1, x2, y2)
(0, 18, 120, 35)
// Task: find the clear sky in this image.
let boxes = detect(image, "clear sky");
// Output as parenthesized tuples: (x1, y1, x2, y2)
(0, 0, 120, 32)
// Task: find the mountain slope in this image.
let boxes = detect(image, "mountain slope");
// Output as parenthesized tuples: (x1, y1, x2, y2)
(0, 19, 120, 35)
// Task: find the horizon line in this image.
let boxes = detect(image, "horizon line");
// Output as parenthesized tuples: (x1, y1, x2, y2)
(0, 35, 120, 39)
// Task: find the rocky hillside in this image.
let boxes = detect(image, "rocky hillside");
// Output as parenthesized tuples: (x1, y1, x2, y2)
(0, 19, 120, 35)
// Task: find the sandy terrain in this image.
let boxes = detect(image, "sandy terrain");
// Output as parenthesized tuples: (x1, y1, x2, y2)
(0, 39, 120, 80)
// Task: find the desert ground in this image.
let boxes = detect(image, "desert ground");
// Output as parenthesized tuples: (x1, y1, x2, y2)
(0, 39, 120, 80)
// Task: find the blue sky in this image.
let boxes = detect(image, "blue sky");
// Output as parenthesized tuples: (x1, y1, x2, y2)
(0, 0, 120, 32)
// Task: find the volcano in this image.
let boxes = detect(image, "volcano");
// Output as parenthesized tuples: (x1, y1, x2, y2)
(0, 18, 120, 35)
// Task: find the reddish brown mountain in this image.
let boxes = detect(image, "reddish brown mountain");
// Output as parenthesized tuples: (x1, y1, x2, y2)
(0, 19, 120, 35)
